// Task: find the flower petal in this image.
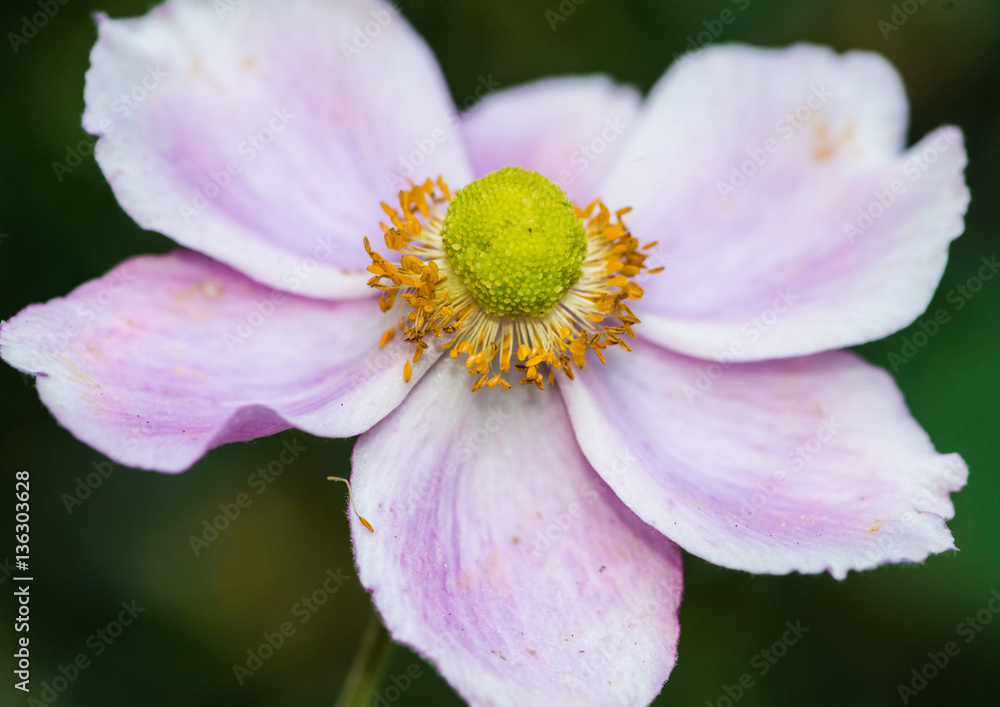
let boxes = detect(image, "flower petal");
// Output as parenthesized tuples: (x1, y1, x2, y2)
(601, 44, 969, 360)
(84, 0, 471, 299)
(351, 362, 683, 706)
(0, 251, 432, 472)
(559, 340, 967, 579)
(462, 76, 641, 204)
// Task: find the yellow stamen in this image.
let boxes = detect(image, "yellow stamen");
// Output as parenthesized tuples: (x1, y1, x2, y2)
(328, 476, 374, 533)
(364, 174, 661, 391)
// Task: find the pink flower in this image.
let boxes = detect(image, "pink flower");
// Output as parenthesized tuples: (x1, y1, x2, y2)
(0, 0, 969, 704)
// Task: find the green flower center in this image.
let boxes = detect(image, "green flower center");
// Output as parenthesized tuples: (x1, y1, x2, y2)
(440, 167, 587, 318)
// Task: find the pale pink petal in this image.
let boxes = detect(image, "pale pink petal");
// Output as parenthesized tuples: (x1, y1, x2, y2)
(601, 44, 969, 360)
(84, 0, 471, 299)
(559, 341, 966, 580)
(0, 252, 433, 472)
(351, 362, 683, 706)
(462, 76, 641, 204)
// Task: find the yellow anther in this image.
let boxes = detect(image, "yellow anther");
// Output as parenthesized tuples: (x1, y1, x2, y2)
(328, 476, 374, 533)
(363, 172, 660, 392)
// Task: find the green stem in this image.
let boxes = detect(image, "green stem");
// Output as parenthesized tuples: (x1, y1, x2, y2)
(334, 610, 394, 707)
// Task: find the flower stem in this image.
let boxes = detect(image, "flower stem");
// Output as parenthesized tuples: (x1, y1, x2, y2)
(333, 610, 394, 707)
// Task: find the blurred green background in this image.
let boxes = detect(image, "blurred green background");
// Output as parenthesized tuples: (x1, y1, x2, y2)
(1, 0, 998, 705)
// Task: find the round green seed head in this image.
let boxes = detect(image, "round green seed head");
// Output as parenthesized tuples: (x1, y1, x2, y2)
(441, 167, 586, 318)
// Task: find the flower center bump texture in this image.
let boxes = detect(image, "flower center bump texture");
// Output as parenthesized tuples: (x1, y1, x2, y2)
(440, 167, 587, 318)
(364, 167, 662, 391)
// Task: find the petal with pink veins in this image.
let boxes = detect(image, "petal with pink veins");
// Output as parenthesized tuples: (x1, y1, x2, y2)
(559, 340, 967, 580)
(351, 362, 683, 707)
(600, 44, 969, 360)
(0, 251, 434, 473)
(84, 0, 472, 300)
(462, 76, 641, 204)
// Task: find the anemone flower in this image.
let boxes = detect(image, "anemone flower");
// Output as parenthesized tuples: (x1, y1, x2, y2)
(1, 0, 970, 704)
